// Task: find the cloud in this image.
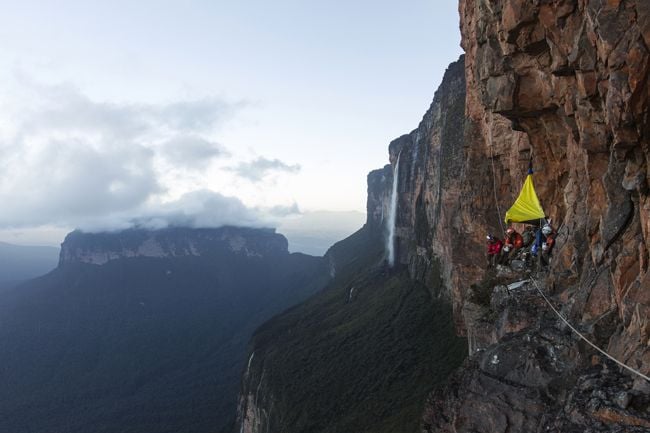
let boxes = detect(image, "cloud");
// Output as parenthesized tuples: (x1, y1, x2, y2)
(137, 190, 263, 229)
(0, 77, 245, 230)
(230, 157, 301, 182)
(0, 136, 161, 227)
(266, 203, 301, 217)
(10, 77, 239, 141)
(75, 190, 301, 232)
(159, 135, 229, 169)
(0, 77, 304, 234)
(152, 99, 242, 131)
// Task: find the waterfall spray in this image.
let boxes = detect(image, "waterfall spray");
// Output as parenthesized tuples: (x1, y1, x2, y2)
(386, 152, 401, 266)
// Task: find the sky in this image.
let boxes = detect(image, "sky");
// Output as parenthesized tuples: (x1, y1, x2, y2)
(0, 0, 462, 246)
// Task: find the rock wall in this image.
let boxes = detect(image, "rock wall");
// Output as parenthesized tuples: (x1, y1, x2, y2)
(59, 227, 288, 265)
(421, 0, 650, 431)
(237, 352, 273, 433)
(376, 56, 529, 331)
(371, 58, 491, 327)
(232, 2, 650, 430)
(232, 59, 475, 429)
(459, 0, 650, 383)
(385, 0, 650, 375)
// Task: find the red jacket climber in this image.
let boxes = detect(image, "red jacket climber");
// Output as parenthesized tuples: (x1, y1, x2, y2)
(486, 234, 503, 267)
(486, 235, 503, 255)
(504, 228, 524, 250)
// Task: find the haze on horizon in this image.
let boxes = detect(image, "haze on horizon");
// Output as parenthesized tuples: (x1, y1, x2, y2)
(0, 0, 462, 246)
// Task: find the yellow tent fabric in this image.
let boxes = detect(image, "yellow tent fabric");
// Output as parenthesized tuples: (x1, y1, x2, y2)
(504, 174, 545, 223)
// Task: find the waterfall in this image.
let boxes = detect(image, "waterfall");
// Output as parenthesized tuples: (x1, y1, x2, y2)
(386, 152, 401, 266)
(411, 132, 420, 177)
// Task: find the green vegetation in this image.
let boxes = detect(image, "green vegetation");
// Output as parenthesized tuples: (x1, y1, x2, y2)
(245, 227, 467, 433)
(0, 247, 329, 433)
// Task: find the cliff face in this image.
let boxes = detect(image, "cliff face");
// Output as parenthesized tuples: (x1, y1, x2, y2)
(233, 60, 470, 433)
(234, 2, 650, 431)
(458, 0, 650, 387)
(366, 58, 478, 329)
(421, 0, 650, 431)
(373, 56, 524, 332)
(60, 227, 288, 265)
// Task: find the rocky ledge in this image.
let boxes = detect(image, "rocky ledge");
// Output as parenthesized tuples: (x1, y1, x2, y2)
(424, 268, 650, 432)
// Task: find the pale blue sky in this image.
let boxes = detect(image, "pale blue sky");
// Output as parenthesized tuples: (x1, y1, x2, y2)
(0, 0, 462, 244)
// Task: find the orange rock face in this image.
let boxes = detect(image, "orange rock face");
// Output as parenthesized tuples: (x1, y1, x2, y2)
(456, 0, 650, 374)
(416, 3, 650, 429)
(368, 2, 650, 429)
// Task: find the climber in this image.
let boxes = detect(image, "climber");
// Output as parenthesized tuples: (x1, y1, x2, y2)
(521, 225, 536, 247)
(486, 234, 503, 268)
(519, 225, 537, 266)
(501, 227, 524, 264)
(539, 223, 556, 267)
(532, 223, 555, 268)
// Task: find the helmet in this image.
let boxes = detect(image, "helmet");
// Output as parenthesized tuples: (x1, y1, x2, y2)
(505, 228, 515, 236)
(503, 245, 511, 252)
(486, 234, 494, 241)
(542, 224, 552, 235)
(542, 243, 549, 251)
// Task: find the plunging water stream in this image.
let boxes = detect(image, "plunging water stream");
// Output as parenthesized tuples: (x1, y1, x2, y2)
(386, 152, 401, 266)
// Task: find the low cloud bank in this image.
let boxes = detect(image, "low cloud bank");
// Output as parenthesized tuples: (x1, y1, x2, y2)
(73, 190, 300, 233)
(0, 77, 300, 233)
(229, 157, 301, 182)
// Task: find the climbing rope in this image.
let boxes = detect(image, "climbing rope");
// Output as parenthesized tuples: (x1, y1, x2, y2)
(486, 111, 505, 234)
(530, 277, 650, 383)
(483, 111, 649, 382)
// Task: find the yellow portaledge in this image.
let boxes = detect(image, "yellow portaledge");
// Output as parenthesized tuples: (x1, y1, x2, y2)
(504, 174, 545, 224)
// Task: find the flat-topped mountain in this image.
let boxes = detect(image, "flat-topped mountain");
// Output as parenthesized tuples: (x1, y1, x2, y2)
(59, 226, 288, 265)
(0, 226, 330, 433)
